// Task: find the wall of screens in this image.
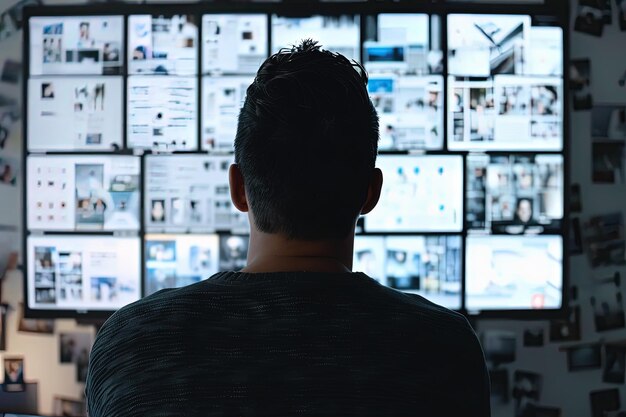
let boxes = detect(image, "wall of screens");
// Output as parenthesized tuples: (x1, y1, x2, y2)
(23, 2, 568, 318)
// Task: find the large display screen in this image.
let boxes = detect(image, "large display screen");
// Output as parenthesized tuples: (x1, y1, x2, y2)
(354, 235, 462, 309)
(128, 14, 198, 75)
(271, 15, 360, 61)
(29, 16, 124, 76)
(466, 154, 563, 234)
(27, 155, 140, 231)
(447, 14, 563, 151)
(28, 77, 123, 151)
(27, 235, 141, 311)
(144, 154, 249, 233)
(465, 235, 563, 311)
(363, 155, 463, 233)
(202, 14, 268, 75)
(127, 76, 197, 150)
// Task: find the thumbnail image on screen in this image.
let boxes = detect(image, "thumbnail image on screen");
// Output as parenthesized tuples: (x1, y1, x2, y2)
(128, 14, 198, 75)
(144, 234, 219, 296)
(466, 154, 563, 234)
(201, 76, 252, 152)
(271, 15, 360, 61)
(465, 235, 563, 311)
(448, 76, 562, 151)
(28, 77, 122, 152)
(145, 154, 249, 233)
(354, 235, 462, 309)
(29, 16, 124, 76)
(363, 155, 463, 233)
(27, 235, 141, 311)
(202, 14, 268, 75)
(127, 76, 197, 150)
(27, 155, 140, 231)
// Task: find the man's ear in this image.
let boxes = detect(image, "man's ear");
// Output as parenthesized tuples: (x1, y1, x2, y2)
(229, 164, 249, 213)
(360, 168, 383, 215)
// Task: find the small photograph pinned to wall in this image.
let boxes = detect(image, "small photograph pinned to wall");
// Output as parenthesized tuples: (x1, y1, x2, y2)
(583, 213, 626, 268)
(0, 304, 8, 351)
(570, 184, 582, 213)
(591, 288, 625, 332)
(570, 218, 584, 255)
(17, 303, 54, 334)
(592, 105, 626, 140)
(53, 396, 87, 417)
(592, 141, 625, 184)
(0, 156, 19, 186)
(603, 343, 626, 384)
(562, 342, 602, 371)
(59, 332, 92, 364)
(481, 330, 516, 366)
(523, 327, 545, 347)
(489, 368, 509, 405)
(2, 356, 25, 392)
(512, 370, 542, 417)
(569, 60, 592, 111)
(590, 388, 620, 417)
(0, 60, 21, 84)
(617, 0, 626, 31)
(549, 306, 581, 342)
(574, 0, 606, 36)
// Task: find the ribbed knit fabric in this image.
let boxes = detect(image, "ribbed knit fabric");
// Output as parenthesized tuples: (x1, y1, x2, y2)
(85, 271, 490, 417)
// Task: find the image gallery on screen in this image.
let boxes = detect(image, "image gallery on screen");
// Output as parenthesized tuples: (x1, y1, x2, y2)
(24, 10, 565, 315)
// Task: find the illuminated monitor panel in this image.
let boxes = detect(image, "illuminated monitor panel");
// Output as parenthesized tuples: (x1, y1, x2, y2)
(27, 77, 123, 152)
(354, 235, 462, 309)
(201, 76, 252, 152)
(144, 154, 249, 234)
(128, 14, 198, 75)
(27, 155, 140, 232)
(29, 15, 124, 76)
(202, 14, 268, 75)
(26, 235, 141, 312)
(127, 76, 197, 150)
(364, 155, 464, 233)
(466, 153, 563, 235)
(465, 235, 563, 311)
(271, 15, 360, 61)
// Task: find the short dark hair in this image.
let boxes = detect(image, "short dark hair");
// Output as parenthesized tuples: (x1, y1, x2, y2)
(234, 39, 379, 240)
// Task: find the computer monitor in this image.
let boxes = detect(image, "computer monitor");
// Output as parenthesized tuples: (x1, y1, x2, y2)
(27, 155, 141, 232)
(26, 235, 141, 314)
(144, 154, 249, 233)
(362, 154, 464, 233)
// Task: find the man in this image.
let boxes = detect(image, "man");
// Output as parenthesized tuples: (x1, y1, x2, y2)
(86, 40, 490, 416)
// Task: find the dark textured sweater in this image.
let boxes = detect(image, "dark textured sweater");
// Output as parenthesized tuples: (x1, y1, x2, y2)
(85, 271, 491, 417)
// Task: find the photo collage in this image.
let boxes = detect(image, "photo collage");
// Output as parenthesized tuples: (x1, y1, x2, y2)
(24, 10, 566, 315)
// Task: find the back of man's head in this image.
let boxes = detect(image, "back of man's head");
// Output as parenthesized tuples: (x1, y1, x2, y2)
(235, 39, 380, 240)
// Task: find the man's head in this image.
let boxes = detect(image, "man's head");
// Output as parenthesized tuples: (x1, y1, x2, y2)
(231, 40, 381, 240)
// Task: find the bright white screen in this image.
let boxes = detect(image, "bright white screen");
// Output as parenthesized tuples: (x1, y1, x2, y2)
(28, 77, 123, 151)
(27, 155, 141, 231)
(30, 16, 124, 76)
(202, 14, 268, 75)
(27, 235, 141, 311)
(365, 155, 463, 232)
(465, 235, 563, 311)
(144, 154, 249, 233)
(127, 76, 197, 150)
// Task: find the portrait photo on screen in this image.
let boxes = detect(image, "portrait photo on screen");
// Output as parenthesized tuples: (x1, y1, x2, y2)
(27, 77, 122, 151)
(465, 235, 563, 311)
(144, 154, 249, 233)
(363, 155, 463, 233)
(466, 154, 563, 235)
(27, 155, 140, 231)
(26, 235, 141, 311)
(127, 76, 197, 150)
(128, 14, 198, 75)
(201, 76, 252, 152)
(144, 234, 219, 296)
(271, 15, 360, 61)
(202, 14, 268, 75)
(353, 235, 462, 309)
(29, 16, 123, 76)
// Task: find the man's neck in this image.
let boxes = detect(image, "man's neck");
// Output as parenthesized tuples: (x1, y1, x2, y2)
(241, 229, 354, 274)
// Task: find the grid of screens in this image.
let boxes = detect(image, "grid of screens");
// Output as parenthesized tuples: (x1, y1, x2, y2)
(25, 9, 566, 317)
